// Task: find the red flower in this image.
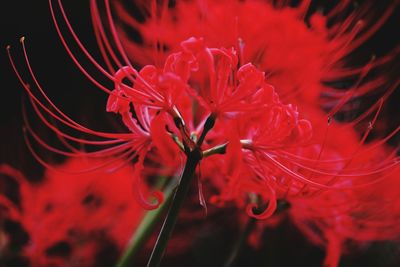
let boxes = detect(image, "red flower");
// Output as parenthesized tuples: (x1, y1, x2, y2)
(6, 1, 399, 266)
(289, 162, 400, 267)
(112, 0, 398, 110)
(0, 159, 147, 267)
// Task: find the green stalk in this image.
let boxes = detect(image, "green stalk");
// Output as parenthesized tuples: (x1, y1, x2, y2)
(146, 149, 202, 267)
(115, 184, 175, 267)
(202, 142, 228, 157)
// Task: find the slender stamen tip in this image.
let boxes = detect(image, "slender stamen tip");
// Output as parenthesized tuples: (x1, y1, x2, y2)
(20, 36, 25, 43)
(6, 45, 11, 50)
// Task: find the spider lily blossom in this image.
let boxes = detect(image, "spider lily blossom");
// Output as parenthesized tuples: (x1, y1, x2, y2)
(5, 0, 400, 267)
(0, 160, 147, 267)
(9, 29, 324, 217)
(112, 0, 399, 109)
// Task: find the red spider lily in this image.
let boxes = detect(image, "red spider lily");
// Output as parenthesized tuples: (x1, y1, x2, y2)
(112, 0, 399, 110)
(104, 0, 399, 265)
(204, 88, 313, 219)
(6, 0, 400, 267)
(289, 165, 400, 267)
(10, 27, 326, 220)
(0, 159, 146, 267)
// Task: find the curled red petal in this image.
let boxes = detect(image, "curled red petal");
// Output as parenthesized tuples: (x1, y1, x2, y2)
(246, 197, 277, 220)
(133, 172, 164, 210)
(132, 152, 164, 210)
(246, 183, 277, 220)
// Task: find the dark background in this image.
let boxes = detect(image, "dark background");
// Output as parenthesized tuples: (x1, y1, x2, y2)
(1, 1, 399, 267)
(1, 1, 112, 180)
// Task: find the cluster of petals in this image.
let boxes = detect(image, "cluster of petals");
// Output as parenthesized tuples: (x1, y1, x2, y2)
(107, 0, 400, 264)
(103, 34, 323, 220)
(113, 0, 399, 111)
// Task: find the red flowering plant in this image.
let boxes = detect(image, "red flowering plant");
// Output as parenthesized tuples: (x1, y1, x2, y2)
(2, 0, 400, 267)
(0, 159, 147, 267)
(110, 1, 400, 264)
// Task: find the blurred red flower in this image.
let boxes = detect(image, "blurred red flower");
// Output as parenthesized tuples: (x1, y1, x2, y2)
(0, 158, 146, 266)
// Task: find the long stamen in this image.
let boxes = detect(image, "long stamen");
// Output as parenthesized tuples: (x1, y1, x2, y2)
(8, 44, 131, 140)
(345, 4, 397, 55)
(327, 56, 374, 118)
(90, 0, 162, 103)
(104, 0, 165, 103)
(23, 104, 133, 158)
(23, 127, 139, 175)
(49, 0, 117, 94)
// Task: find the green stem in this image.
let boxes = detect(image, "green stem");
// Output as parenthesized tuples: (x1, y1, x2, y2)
(146, 149, 202, 267)
(202, 139, 253, 158)
(115, 184, 175, 267)
(202, 142, 228, 157)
